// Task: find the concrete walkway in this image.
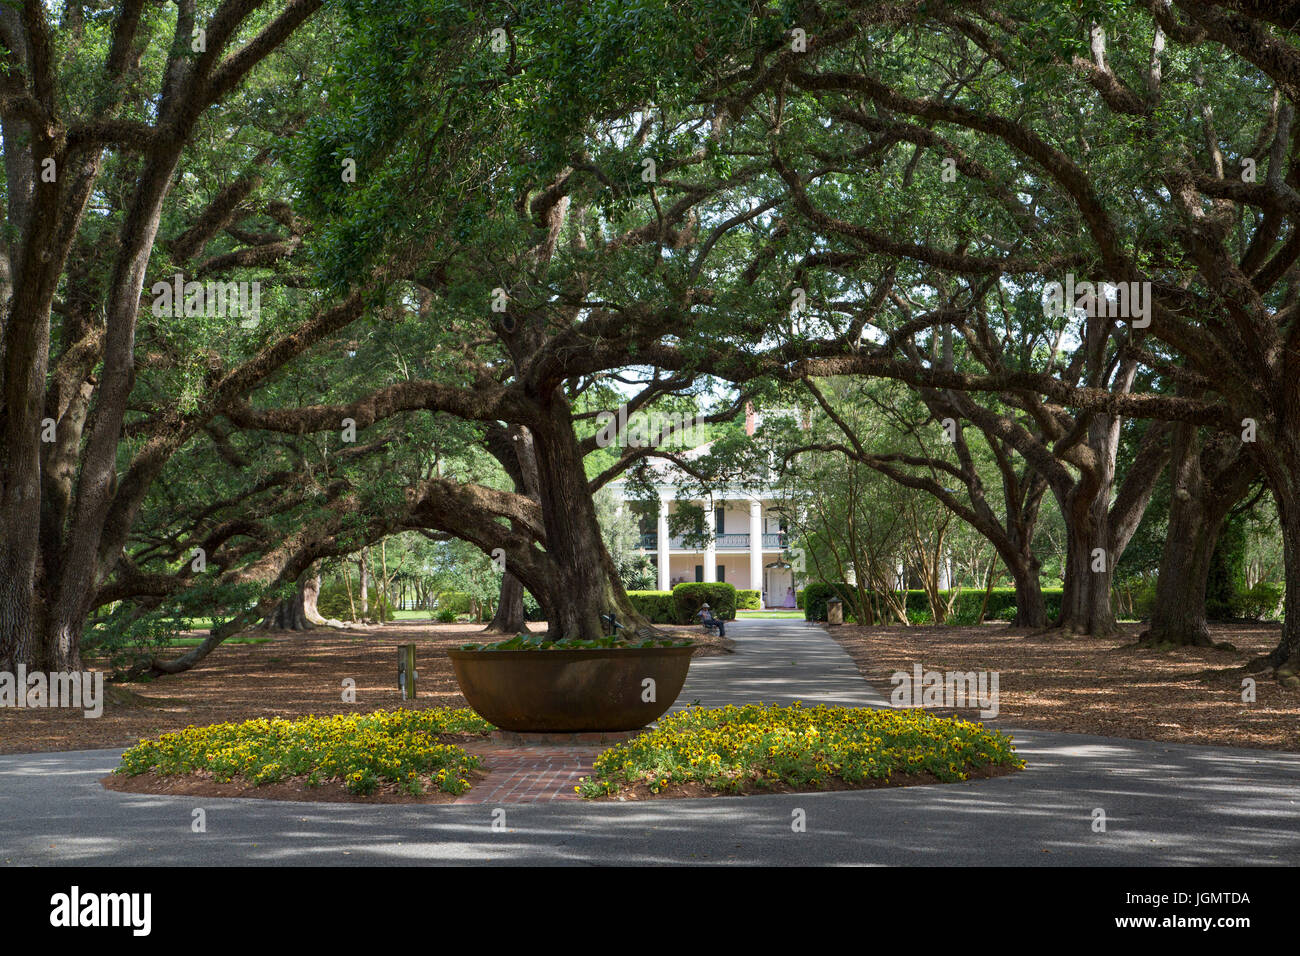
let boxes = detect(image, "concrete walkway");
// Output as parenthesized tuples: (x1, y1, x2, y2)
(2, 618, 1298, 866)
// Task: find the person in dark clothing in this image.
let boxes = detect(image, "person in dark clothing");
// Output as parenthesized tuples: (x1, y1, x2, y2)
(697, 602, 725, 637)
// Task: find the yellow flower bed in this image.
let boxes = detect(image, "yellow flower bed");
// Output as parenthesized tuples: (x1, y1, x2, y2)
(115, 708, 493, 796)
(577, 702, 1024, 797)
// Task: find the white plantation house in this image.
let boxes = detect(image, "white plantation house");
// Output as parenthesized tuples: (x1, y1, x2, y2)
(607, 407, 803, 608)
(606, 405, 955, 605)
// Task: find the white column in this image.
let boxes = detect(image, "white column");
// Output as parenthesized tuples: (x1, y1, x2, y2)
(657, 494, 671, 591)
(703, 498, 717, 582)
(749, 499, 763, 598)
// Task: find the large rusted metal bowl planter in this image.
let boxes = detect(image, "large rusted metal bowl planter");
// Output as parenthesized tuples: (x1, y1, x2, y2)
(446, 646, 695, 732)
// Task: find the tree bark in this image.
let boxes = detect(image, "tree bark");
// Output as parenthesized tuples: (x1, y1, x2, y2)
(485, 572, 527, 634)
(1144, 425, 1255, 646)
(1254, 433, 1300, 686)
(1055, 415, 1169, 636)
(1008, 556, 1047, 628)
(359, 550, 370, 618)
(261, 572, 324, 631)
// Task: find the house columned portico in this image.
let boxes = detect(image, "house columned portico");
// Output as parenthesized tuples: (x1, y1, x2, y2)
(636, 488, 796, 608)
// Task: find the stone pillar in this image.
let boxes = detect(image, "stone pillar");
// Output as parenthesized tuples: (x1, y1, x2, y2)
(703, 499, 717, 583)
(657, 494, 671, 591)
(749, 499, 763, 600)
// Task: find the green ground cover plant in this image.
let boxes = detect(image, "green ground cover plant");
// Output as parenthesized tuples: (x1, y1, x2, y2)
(577, 702, 1024, 796)
(115, 708, 492, 795)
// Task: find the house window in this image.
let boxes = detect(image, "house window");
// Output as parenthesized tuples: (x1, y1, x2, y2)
(694, 565, 704, 582)
(715, 506, 725, 533)
(717, 565, 726, 583)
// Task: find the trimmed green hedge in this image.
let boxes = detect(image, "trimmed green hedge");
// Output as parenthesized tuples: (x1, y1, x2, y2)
(802, 583, 853, 622)
(673, 582, 737, 621)
(627, 590, 677, 624)
(628, 584, 739, 623)
(736, 589, 761, 610)
(802, 585, 1064, 624)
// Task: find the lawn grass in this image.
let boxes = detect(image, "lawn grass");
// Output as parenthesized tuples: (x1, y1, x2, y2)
(163, 635, 272, 647)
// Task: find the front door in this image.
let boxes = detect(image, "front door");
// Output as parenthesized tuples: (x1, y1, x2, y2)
(764, 566, 793, 607)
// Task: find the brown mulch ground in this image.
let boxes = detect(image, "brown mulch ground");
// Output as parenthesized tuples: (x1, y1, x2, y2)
(0, 619, 727, 755)
(827, 620, 1300, 752)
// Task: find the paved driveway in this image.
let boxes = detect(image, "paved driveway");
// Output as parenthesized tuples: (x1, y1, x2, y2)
(1, 619, 1297, 865)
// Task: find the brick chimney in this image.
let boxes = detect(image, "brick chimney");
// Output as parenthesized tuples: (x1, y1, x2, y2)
(744, 401, 755, 436)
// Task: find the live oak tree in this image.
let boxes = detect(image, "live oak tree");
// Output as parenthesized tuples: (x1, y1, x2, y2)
(1145, 420, 1259, 646)
(17, 0, 1300, 691)
(783, 375, 1057, 627)
(0, 0, 348, 672)
(652, 0, 1300, 678)
(95, 0, 796, 661)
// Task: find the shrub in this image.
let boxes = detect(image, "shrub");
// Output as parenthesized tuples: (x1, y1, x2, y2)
(627, 590, 677, 623)
(461, 632, 692, 650)
(802, 585, 1064, 624)
(802, 582, 856, 621)
(434, 607, 457, 623)
(317, 584, 394, 622)
(435, 591, 474, 616)
(736, 589, 761, 610)
(1236, 581, 1284, 620)
(942, 588, 1060, 624)
(672, 582, 737, 622)
(1129, 578, 1159, 620)
(576, 702, 1025, 797)
(115, 708, 493, 796)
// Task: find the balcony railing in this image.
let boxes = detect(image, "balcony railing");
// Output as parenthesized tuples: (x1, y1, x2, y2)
(639, 532, 790, 550)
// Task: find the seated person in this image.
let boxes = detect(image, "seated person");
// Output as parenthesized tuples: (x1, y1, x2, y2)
(697, 602, 725, 637)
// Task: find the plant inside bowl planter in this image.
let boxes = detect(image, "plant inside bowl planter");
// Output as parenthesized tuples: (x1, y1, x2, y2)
(447, 632, 696, 733)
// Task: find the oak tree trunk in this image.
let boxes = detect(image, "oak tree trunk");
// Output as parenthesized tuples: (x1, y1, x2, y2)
(1145, 426, 1255, 647)
(524, 396, 658, 640)
(1009, 558, 1048, 628)
(485, 572, 527, 634)
(262, 573, 323, 631)
(1057, 488, 1119, 636)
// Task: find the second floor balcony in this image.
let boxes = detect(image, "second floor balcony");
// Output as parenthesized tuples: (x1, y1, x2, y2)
(638, 532, 790, 550)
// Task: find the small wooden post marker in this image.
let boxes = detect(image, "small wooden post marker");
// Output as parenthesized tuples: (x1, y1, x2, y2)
(398, 644, 417, 700)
